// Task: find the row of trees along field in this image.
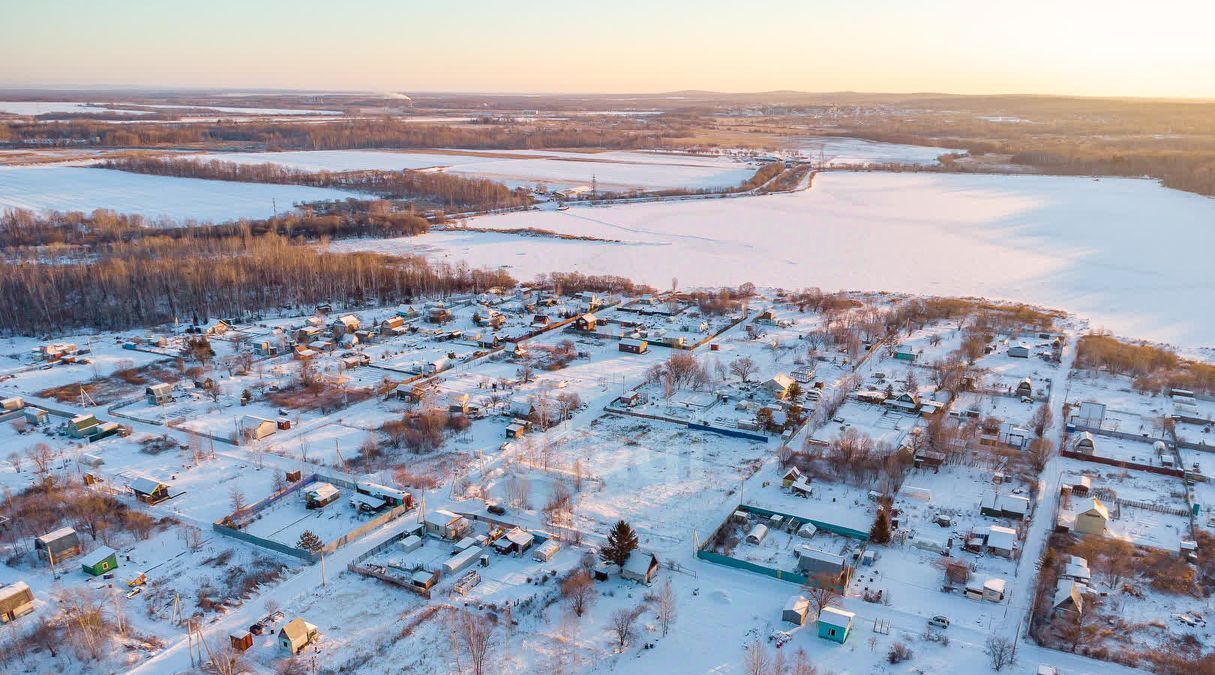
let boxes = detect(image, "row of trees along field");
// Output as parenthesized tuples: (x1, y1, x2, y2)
(0, 232, 514, 334)
(0, 118, 680, 151)
(99, 157, 532, 211)
(0, 202, 431, 250)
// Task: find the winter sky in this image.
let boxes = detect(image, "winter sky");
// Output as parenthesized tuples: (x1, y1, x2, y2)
(2, 0, 1214, 98)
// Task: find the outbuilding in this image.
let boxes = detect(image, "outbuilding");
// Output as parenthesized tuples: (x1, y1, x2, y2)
(279, 618, 319, 654)
(240, 415, 277, 441)
(1074, 497, 1109, 535)
(145, 383, 173, 405)
(783, 595, 810, 625)
(81, 546, 118, 576)
(0, 582, 35, 623)
(34, 528, 81, 565)
(619, 338, 648, 354)
(304, 483, 340, 509)
(425, 510, 470, 541)
(532, 540, 561, 562)
(621, 551, 660, 585)
(131, 476, 171, 505)
(817, 607, 855, 643)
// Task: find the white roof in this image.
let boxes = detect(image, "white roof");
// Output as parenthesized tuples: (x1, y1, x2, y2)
(130, 476, 166, 494)
(412, 569, 436, 584)
(37, 527, 77, 543)
(623, 551, 657, 576)
(800, 548, 845, 566)
(987, 525, 1017, 550)
(504, 528, 534, 547)
(425, 509, 463, 527)
(350, 492, 385, 509)
(983, 578, 1007, 594)
(307, 483, 339, 501)
(784, 595, 809, 612)
(241, 415, 273, 427)
(0, 582, 32, 602)
(818, 606, 854, 627)
(82, 546, 116, 566)
(768, 373, 795, 389)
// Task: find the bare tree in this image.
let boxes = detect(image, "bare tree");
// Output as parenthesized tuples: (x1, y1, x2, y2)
(228, 486, 246, 515)
(729, 356, 757, 383)
(790, 648, 817, 675)
(26, 443, 54, 479)
(742, 640, 770, 675)
(560, 568, 594, 617)
(452, 610, 496, 675)
(610, 607, 642, 650)
(655, 578, 677, 636)
(6, 451, 21, 473)
(985, 635, 1015, 671)
(802, 574, 842, 621)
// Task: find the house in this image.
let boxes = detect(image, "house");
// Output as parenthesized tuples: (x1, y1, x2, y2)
(240, 415, 277, 441)
(0, 396, 24, 411)
(617, 391, 642, 408)
(791, 366, 816, 384)
(67, 414, 101, 438)
(254, 339, 279, 356)
(962, 570, 1008, 603)
(304, 483, 340, 509)
(981, 494, 1031, 520)
(279, 618, 319, 655)
(505, 422, 528, 439)
(34, 528, 81, 564)
(781, 467, 802, 488)
(357, 482, 410, 508)
(294, 345, 318, 360)
(621, 551, 660, 585)
(531, 314, 551, 328)
(1053, 581, 1084, 617)
(1071, 432, 1095, 454)
(332, 314, 360, 334)
(0, 583, 35, 623)
(130, 476, 171, 505)
(448, 392, 471, 414)
(1075, 401, 1106, 427)
(913, 449, 946, 470)
(789, 475, 813, 498)
(425, 510, 470, 541)
(1016, 378, 1033, 398)
(767, 374, 795, 398)
(817, 607, 855, 643)
(492, 528, 535, 555)
(1062, 556, 1092, 584)
(411, 569, 439, 590)
(893, 346, 918, 362)
(985, 525, 1018, 558)
(229, 631, 254, 653)
(797, 548, 848, 582)
(573, 313, 598, 332)
(23, 407, 48, 426)
(145, 383, 173, 405)
(350, 492, 387, 513)
(1007, 344, 1030, 358)
(381, 316, 408, 335)
(425, 302, 453, 324)
(81, 546, 118, 576)
(619, 338, 648, 354)
(1074, 497, 1109, 535)
(532, 540, 561, 562)
(783, 595, 810, 625)
(884, 392, 920, 414)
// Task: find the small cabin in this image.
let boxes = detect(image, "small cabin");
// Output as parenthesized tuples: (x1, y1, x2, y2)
(34, 528, 81, 565)
(0, 583, 35, 623)
(130, 476, 171, 505)
(621, 551, 660, 586)
(145, 383, 173, 405)
(305, 483, 340, 509)
(81, 546, 118, 576)
(619, 339, 648, 354)
(279, 618, 319, 655)
(573, 313, 598, 332)
(240, 415, 277, 441)
(817, 607, 855, 643)
(229, 630, 254, 653)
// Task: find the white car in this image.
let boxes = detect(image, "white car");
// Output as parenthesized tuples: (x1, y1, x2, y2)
(928, 615, 950, 629)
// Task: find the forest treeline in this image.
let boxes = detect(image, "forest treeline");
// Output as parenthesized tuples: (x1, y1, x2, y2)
(832, 98, 1215, 196)
(1, 118, 679, 151)
(99, 156, 531, 211)
(0, 203, 432, 250)
(0, 232, 514, 334)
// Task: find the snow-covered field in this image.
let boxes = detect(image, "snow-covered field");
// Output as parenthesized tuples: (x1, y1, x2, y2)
(140, 104, 341, 116)
(798, 136, 962, 166)
(201, 149, 759, 191)
(0, 165, 358, 221)
(0, 101, 152, 116)
(337, 172, 1215, 348)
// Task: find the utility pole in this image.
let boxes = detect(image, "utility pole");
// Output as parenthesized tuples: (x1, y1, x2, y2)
(320, 549, 326, 587)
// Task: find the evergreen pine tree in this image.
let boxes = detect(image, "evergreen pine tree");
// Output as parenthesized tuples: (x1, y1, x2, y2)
(297, 529, 323, 553)
(869, 509, 892, 544)
(600, 520, 639, 567)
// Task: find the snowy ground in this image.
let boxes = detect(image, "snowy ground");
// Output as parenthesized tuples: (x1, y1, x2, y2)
(201, 149, 760, 191)
(796, 136, 962, 166)
(0, 165, 359, 221)
(337, 172, 1215, 348)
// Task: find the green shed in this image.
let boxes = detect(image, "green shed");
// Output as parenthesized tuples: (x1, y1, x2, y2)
(817, 606, 855, 644)
(81, 546, 118, 576)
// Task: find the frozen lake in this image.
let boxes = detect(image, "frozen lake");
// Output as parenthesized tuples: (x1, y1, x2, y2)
(337, 172, 1215, 348)
(0, 165, 357, 222)
(798, 136, 962, 166)
(202, 149, 759, 191)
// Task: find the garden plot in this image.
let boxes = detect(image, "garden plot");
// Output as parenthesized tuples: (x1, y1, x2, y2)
(240, 485, 373, 549)
(0, 335, 173, 395)
(808, 399, 922, 449)
(278, 422, 378, 466)
(540, 415, 769, 543)
(1057, 464, 1190, 551)
(1071, 434, 1178, 470)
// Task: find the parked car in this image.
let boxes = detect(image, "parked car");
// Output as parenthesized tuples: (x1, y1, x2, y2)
(928, 615, 950, 629)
